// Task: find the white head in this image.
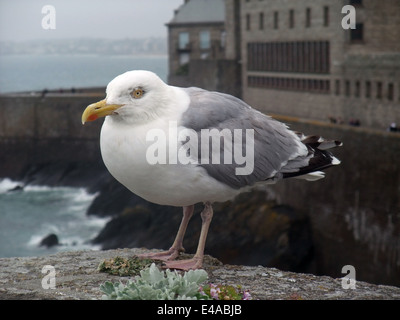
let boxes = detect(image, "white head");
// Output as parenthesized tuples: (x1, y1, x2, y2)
(82, 70, 173, 125)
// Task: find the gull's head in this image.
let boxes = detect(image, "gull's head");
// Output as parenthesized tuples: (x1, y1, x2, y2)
(81, 70, 170, 124)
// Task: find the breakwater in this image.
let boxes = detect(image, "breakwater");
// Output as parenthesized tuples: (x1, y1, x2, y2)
(0, 92, 399, 286)
(0, 91, 105, 183)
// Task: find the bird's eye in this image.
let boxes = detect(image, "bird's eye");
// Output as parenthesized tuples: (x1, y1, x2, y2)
(131, 88, 144, 99)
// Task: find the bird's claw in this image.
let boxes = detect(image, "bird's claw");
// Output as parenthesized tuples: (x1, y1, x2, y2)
(138, 248, 182, 262)
(162, 257, 203, 271)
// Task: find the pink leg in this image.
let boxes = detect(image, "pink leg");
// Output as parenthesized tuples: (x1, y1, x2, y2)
(163, 202, 213, 270)
(138, 205, 194, 261)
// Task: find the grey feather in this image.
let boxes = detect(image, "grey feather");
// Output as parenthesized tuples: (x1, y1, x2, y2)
(179, 88, 308, 189)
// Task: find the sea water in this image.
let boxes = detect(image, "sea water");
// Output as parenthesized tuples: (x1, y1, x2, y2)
(0, 54, 168, 93)
(0, 178, 109, 258)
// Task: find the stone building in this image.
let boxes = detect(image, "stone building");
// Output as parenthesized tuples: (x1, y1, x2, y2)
(241, 0, 400, 129)
(167, 0, 400, 130)
(166, 0, 241, 97)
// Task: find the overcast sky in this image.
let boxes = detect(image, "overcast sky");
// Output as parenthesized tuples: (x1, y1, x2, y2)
(0, 0, 183, 42)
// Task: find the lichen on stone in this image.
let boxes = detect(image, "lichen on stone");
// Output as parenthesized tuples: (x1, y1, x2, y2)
(98, 255, 155, 277)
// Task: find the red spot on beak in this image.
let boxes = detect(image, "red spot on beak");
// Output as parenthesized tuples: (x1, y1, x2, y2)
(88, 114, 98, 122)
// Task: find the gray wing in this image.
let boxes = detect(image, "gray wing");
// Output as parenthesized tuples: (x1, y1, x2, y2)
(178, 88, 309, 189)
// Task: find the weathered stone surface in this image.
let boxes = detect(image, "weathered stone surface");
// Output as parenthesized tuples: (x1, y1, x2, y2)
(91, 190, 314, 272)
(0, 248, 399, 300)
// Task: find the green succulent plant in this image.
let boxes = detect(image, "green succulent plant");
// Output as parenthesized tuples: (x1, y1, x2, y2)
(100, 263, 209, 300)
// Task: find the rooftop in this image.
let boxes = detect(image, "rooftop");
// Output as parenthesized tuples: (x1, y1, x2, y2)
(168, 0, 225, 25)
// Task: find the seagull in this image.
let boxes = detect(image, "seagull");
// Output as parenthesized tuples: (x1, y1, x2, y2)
(82, 70, 342, 270)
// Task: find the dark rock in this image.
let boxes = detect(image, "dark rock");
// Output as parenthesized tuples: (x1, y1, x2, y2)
(7, 185, 24, 192)
(86, 178, 144, 217)
(19, 161, 108, 190)
(39, 234, 59, 248)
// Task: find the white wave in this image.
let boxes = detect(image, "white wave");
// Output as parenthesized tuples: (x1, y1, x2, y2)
(27, 234, 47, 247)
(65, 189, 99, 212)
(0, 178, 73, 194)
(26, 214, 108, 254)
(0, 178, 22, 193)
(27, 233, 103, 253)
(0, 178, 106, 257)
(24, 185, 55, 192)
(0, 178, 98, 197)
(86, 215, 111, 228)
(72, 188, 99, 202)
(27, 224, 61, 247)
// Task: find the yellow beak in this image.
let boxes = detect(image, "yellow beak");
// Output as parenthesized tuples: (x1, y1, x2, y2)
(81, 99, 123, 124)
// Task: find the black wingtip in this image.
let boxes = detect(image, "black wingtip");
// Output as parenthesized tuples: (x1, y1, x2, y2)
(282, 134, 342, 180)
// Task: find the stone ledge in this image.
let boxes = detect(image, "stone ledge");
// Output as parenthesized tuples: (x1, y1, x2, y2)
(0, 248, 399, 300)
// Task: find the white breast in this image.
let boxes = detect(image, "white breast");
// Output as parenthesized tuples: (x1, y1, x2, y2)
(100, 117, 240, 207)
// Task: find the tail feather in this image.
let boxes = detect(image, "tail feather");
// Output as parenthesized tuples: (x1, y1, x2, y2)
(301, 134, 343, 150)
(282, 133, 342, 180)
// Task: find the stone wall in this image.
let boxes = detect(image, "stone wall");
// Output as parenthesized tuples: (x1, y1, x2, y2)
(0, 93, 104, 179)
(169, 59, 241, 97)
(1, 248, 399, 300)
(270, 114, 400, 286)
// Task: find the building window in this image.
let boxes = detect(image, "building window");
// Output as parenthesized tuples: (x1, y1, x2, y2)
(179, 53, 190, 67)
(355, 81, 360, 97)
(273, 11, 279, 29)
(289, 9, 295, 28)
(305, 8, 311, 28)
(351, 23, 364, 42)
(365, 81, 371, 98)
(220, 31, 226, 48)
(259, 12, 264, 30)
(345, 80, 350, 97)
(376, 82, 382, 99)
(199, 31, 210, 49)
(248, 76, 330, 94)
(247, 41, 330, 74)
(178, 32, 190, 50)
(350, 0, 362, 5)
(388, 83, 394, 101)
(335, 80, 340, 95)
(323, 6, 329, 27)
(246, 14, 251, 30)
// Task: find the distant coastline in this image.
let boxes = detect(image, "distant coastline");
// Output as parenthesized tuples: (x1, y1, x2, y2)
(0, 37, 167, 56)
